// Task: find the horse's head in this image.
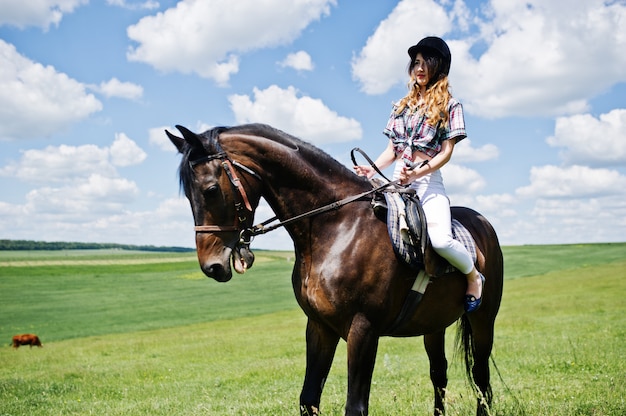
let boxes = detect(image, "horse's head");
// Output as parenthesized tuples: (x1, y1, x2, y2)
(167, 125, 260, 282)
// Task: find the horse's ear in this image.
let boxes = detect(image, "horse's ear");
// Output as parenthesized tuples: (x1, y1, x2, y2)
(165, 129, 185, 153)
(176, 125, 205, 150)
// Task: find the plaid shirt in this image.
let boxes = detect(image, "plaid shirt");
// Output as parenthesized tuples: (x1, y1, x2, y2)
(383, 98, 466, 161)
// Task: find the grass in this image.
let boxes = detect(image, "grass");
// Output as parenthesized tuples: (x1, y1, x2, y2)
(0, 244, 624, 415)
(0, 250, 297, 342)
(490, 260, 625, 415)
(501, 242, 626, 279)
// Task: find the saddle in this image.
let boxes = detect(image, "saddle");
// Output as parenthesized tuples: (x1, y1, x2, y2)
(369, 178, 477, 278)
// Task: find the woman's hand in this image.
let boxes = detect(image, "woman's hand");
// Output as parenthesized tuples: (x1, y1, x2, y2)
(399, 139, 455, 184)
(353, 165, 375, 179)
(354, 141, 397, 180)
(398, 166, 417, 184)
(399, 162, 430, 184)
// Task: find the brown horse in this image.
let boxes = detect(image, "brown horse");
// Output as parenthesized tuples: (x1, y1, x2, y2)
(11, 334, 43, 348)
(167, 123, 503, 416)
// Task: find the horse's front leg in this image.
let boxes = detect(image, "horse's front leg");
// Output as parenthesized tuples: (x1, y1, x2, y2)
(424, 331, 448, 415)
(345, 314, 379, 416)
(300, 318, 340, 416)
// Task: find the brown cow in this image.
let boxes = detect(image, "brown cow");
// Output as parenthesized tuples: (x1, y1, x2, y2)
(11, 334, 43, 349)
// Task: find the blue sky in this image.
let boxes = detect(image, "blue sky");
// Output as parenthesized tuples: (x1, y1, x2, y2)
(1, 0, 625, 250)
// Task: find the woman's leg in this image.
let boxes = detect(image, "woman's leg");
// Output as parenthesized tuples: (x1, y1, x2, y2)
(421, 192, 483, 308)
(422, 193, 471, 272)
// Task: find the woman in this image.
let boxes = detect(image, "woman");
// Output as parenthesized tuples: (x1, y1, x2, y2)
(354, 36, 484, 312)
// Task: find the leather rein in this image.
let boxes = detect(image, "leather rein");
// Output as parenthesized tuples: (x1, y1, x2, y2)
(191, 147, 398, 244)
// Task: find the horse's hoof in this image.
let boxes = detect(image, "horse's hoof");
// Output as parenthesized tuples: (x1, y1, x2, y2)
(464, 273, 485, 313)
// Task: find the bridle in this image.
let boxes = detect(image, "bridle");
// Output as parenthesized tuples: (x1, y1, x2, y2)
(189, 146, 397, 245)
(189, 151, 259, 239)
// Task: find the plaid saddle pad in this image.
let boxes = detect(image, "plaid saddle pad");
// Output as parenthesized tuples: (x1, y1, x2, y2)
(383, 191, 476, 273)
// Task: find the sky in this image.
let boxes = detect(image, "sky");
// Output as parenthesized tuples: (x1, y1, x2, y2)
(0, 0, 625, 251)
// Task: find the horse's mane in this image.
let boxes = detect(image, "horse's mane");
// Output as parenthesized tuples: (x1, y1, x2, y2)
(223, 123, 345, 171)
(178, 123, 362, 196)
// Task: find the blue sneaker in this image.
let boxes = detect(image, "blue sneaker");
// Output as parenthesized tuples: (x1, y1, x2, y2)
(464, 273, 485, 313)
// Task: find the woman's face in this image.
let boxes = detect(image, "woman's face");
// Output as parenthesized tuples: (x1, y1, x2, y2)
(412, 53, 430, 89)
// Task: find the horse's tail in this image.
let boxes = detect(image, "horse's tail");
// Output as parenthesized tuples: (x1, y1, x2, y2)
(456, 314, 475, 388)
(456, 313, 493, 406)
(456, 315, 496, 408)
(457, 315, 528, 414)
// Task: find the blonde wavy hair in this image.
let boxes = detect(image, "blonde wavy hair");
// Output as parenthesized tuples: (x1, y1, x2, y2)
(395, 59, 452, 128)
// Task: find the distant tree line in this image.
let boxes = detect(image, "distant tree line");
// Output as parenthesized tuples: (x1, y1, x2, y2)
(0, 239, 194, 253)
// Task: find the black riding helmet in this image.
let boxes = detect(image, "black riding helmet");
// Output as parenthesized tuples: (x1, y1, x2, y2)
(407, 36, 451, 77)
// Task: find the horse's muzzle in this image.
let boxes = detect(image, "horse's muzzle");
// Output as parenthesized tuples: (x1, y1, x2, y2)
(200, 261, 232, 282)
(198, 244, 254, 282)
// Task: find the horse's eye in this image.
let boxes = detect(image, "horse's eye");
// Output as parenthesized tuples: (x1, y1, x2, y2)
(204, 184, 219, 196)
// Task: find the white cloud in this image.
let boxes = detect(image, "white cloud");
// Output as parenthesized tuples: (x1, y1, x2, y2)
(0, 144, 114, 183)
(106, 0, 159, 10)
(13, 173, 139, 221)
(0, 134, 146, 183)
(0, 0, 87, 29)
(228, 85, 362, 144)
(279, 51, 314, 71)
(90, 78, 144, 100)
(523, 196, 626, 244)
(455, 0, 626, 117)
(194, 121, 214, 135)
(442, 163, 486, 194)
(0, 40, 102, 141)
(453, 139, 499, 163)
(352, 0, 626, 118)
(516, 165, 626, 199)
(547, 109, 626, 167)
(475, 193, 517, 217)
(110, 132, 147, 166)
(149, 126, 177, 152)
(126, 0, 336, 85)
(0, 194, 196, 248)
(0, 133, 155, 243)
(492, 194, 626, 246)
(449, 0, 471, 32)
(76, 174, 139, 203)
(23, 174, 139, 218)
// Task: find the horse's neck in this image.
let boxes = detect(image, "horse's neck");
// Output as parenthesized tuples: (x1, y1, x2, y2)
(260, 153, 342, 214)
(222, 131, 365, 228)
(238, 138, 362, 224)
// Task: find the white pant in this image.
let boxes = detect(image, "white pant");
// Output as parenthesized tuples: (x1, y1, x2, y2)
(393, 164, 474, 274)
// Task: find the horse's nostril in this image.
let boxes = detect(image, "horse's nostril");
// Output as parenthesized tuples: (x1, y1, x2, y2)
(203, 263, 220, 276)
(202, 262, 231, 282)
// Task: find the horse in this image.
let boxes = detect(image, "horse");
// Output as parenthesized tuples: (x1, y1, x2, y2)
(167, 123, 503, 416)
(11, 334, 43, 349)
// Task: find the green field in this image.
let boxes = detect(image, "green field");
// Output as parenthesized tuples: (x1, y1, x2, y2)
(0, 243, 625, 415)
